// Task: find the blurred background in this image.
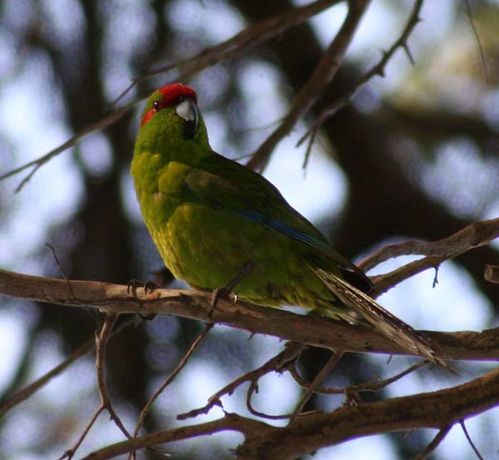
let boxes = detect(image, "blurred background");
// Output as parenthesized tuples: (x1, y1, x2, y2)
(0, 0, 498, 458)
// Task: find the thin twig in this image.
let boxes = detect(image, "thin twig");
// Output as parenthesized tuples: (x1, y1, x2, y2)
(0, 103, 134, 192)
(289, 360, 427, 395)
(45, 244, 75, 300)
(464, 0, 489, 83)
(177, 342, 304, 420)
(95, 314, 130, 437)
(110, 0, 341, 107)
(359, 217, 499, 272)
(0, 317, 136, 420)
(351, 361, 427, 392)
(301, 128, 317, 172)
(245, 378, 293, 420)
(291, 351, 343, 420)
(60, 314, 131, 460)
(129, 324, 213, 459)
(416, 424, 452, 460)
(0, 338, 94, 419)
(460, 419, 484, 460)
(60, 408, 105, 460)
(297, 0, 424, 147)
(370, 255, 445, 297)
(247, 0, 370, 171)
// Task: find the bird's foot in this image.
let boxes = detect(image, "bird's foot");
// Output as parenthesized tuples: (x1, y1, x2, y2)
(208, 261, 254, 318)
(126, 278, 159, 320)
(209, 288, 240, 318)
(127, 278, 158, 296)
(343, 387, 361, 407)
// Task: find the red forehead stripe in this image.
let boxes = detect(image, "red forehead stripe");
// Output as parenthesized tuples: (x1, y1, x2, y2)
(141, 83, 197, 127)
(158, 83, 197, 107)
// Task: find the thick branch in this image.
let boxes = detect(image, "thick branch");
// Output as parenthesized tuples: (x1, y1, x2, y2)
(1, 269, 498, 361)
(238, 366, 499, 459)
(84, 367, 499, 460)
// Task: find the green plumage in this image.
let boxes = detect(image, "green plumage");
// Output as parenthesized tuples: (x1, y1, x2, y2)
(132, 86, 367, 319)
(131, 84, 445, 367)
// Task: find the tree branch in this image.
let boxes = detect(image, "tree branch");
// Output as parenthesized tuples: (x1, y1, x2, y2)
(127, 0, 342, 90)
(0, 103, 134, 192)
(300, 0, 424, 144)
(247, 0, 371, 171)
(0, 268, 498, 361)
(359, 217, 499, 271)
(0, 0, 341, 191)
(239, 366, 499, 459)
(84, 366, 499, 460)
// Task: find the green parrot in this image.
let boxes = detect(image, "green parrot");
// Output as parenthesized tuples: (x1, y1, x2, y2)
(131, 83, 445, 367)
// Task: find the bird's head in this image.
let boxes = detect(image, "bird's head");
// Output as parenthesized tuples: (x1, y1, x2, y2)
(138, 83, 209, 149)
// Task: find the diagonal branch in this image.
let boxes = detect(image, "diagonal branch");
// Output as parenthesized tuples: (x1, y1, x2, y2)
(0, 336, 94, 419)
(359, 217, 499, 271)
(0, 0, 340, 191)
(246, 0, 371, 171)
(0, 103, 134, 192)
(112, 0, 342, 105)
(301, 0, 424, 144)
(361, 217, 499, 296)
(132, 324, 213, 437)
(416, 424, 452, 460)
(0, 317, 137, 419)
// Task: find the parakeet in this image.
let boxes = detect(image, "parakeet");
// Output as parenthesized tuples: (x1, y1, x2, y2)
(131, 83, 445, 367)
